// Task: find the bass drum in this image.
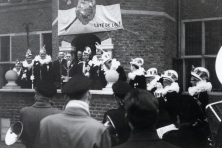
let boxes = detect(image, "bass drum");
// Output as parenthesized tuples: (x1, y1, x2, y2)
(5, 121, 23, 146)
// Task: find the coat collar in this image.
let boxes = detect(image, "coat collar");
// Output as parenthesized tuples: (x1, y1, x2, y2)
(62, 100, 90, 116)
(32, 102, 53, 108)
(129, 129, 161, 141)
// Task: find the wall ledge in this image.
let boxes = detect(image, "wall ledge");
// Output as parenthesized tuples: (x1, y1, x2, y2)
(0, 89, 113, 95)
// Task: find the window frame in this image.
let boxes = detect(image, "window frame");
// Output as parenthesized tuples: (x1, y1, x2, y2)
(181, 17, 222, 92)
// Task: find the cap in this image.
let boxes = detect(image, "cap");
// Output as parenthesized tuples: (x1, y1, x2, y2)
(112, 80, 132, 98)
(40, 45, 46, 54)
(191, 66, 210, 81)
(62, 74, 91, 97)
(101, 52, 111, 64)
(35, 81, 57, 97)
(25, 49, 32, 58)
(145, 68, 158, 77)
(83, 47, 91, 55)
(130, 58, 144, 67)
(161, 70, 178, 82)
(15, 60, 22, 66)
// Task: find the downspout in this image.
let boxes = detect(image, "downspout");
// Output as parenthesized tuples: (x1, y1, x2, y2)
(177, 0, 181, 57)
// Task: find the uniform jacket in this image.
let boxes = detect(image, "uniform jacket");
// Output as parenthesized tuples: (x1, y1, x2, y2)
(33, 59, 53, 86)
(116, 66, 127, 82)
(102, 106, 131, 146)
(52, 59, 66, 88)
(35, 105, 111, 148)
(18, 66, 33, 88)
(113, 129, 179, 148)
(20, 102, 61, 148)
(129, 75, 147, 89)
(89, 65, 106, 90)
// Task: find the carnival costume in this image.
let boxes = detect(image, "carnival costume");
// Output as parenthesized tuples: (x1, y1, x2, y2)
(128, 58, 146, 89)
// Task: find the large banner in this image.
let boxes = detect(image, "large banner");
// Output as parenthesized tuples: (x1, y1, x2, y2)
(58, 0, 123, 35)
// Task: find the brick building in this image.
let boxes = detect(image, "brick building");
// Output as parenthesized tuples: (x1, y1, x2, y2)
(0, 0, 222, 135)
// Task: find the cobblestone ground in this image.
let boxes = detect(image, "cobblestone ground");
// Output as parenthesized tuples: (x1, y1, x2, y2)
(0, 141, 25, 148)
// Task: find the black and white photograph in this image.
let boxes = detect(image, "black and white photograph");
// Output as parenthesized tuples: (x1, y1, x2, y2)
(0, 0, 222, 148)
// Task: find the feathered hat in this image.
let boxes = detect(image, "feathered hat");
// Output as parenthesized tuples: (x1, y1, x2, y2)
(25, 49, 32, 58)
(40, 45, 46, 54)
(83, 46, 91, 55)
(145, 68, 158, 77)
(161, 70, 178, 82)
(130, 58, 144, 67)
(191, 66, 210, 81)
(101, 52, 111, 64)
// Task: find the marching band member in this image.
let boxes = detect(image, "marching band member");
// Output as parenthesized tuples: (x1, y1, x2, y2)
(128, 58, 146, 89)
(145, 67, 162, 94)
(101, 52, 127, 82)
(61, 52, 81, 85)
(20, 49, 34, 88)
(155, 70, 180, 126)
(33, 46, 53, 87)
(163, 67, 212, 148)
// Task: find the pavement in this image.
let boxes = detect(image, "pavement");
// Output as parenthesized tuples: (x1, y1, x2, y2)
(0, 141, 25, 148)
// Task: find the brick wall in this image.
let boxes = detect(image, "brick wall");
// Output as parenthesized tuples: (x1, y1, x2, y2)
(181, 0, 222, 19)
(0, 91, 117, 125)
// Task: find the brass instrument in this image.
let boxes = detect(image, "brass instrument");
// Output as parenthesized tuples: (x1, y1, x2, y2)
(5, 121, 23, 146)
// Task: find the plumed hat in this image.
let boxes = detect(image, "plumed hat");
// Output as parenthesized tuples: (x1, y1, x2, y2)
(130, 58, 144, 67)
(25, 49, 32, 58)
(101, 52, 111, 64)
(35, 81, 57, 97)
(161, 70, 178, 82)
(112, 80, 132, 98)
(145, 68, 158, 78)
(40, 45, 46, 54)
(83, 46, 91, 55)
(62, 74, 91, 98)
(191, 66, 210, 81)
(15, 60, 22, 66)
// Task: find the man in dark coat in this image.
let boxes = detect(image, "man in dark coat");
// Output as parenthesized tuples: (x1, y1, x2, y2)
(102, 80, 132, 147)
(35, 74, 111, 148)
(20, 81, 61, 148)
(61, 52, 81, 85)
(52, 51, 66, 88)
(113, 89, 179, 148)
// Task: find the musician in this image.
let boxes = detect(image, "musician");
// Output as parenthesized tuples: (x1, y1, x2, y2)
(128, 58, 146, 89)
(113, 89, 179, 148)
(20, 81, 61, 148)
(145, 68, 162, 95)
(155, 70, 180, 126)
(61, 52, 81, 84)
(33, 46, 53, 86)
(52, 52, 66, 88)
(36, 74, 111, 148)
(102, 80, 132, 146)
(19, 49, 34, 88)
(101, 52, 127, 82)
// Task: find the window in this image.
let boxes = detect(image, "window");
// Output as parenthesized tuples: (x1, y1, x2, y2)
(0, 36, 10, 62)
(42, 33, 52, 56)
(181, 20, 222, 91)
